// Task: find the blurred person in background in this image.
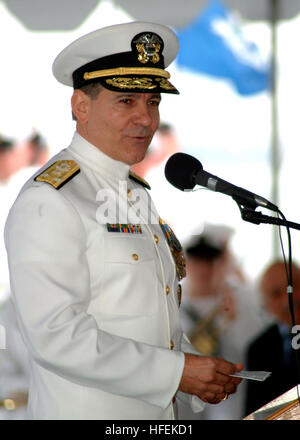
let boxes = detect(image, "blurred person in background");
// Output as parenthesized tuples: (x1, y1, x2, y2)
(244, 260, 300, 416)
(0, 129, 50, 290)
(27, 130, 50, 166)
(12, 130, 50, 184)
(0, 135, 20, 183)
(178, 223, 270, 420)
(0, 134, 29, 419)
(0, 131, 49, 419)
(0, 130, 50, 188)
(0, 134, 22, 292)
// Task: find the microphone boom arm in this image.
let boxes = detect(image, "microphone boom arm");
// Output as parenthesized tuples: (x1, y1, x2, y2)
(237, 205, 300, 231)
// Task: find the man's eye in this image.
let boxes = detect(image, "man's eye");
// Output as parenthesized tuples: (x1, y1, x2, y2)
(149, 100, 160, 106)
(120, 98, 132, 104)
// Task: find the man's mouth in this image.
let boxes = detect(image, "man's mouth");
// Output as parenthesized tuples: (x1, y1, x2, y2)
(130, 135, 150, 142)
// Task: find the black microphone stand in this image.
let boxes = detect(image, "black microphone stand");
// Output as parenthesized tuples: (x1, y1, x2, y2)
(239, 207, 300, 231)
(232, 194, 300, 230)
(234, 197, 300, 406)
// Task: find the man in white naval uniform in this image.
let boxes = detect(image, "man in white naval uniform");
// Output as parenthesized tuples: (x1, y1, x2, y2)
(4, 22, 242, 420)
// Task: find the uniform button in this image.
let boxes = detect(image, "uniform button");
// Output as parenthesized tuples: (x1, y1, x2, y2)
(132, 253, 139, 261)
(154, 234, 159, 244)
(127, 189, 132, 198)
(170, 340, 174, 350)
(3, 399, 16, 411)
(166, 285, 170, 295)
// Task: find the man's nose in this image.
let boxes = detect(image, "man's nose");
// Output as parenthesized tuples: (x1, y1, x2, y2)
(133, 103, 153, 126)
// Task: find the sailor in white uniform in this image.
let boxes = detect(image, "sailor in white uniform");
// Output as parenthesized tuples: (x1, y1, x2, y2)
(5, 21, 242, 420)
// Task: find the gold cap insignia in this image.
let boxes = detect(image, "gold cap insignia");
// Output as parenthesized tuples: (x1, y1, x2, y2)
(35, 160, 80, 189)
(133, 33, 163, 65)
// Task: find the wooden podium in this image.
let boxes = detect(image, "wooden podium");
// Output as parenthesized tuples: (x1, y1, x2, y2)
(244, 385, 300, 420)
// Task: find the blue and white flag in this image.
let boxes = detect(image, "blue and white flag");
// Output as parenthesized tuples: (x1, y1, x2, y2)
(176, 0, 271, 95)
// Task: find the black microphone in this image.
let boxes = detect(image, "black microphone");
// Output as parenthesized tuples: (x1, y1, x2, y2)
(165, 152, 279, 212)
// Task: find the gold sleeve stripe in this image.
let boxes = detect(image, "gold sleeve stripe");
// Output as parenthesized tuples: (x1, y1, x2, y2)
(83, 67, 170, 81)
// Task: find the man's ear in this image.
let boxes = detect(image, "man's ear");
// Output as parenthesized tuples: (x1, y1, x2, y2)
(71, 89, 90, 124)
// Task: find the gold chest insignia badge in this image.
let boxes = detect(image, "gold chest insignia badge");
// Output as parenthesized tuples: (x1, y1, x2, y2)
(159, 218, 186, 281)
(133, 33, 162, 65)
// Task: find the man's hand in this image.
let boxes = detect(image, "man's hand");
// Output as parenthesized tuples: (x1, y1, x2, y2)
(179, 353, 243, 404)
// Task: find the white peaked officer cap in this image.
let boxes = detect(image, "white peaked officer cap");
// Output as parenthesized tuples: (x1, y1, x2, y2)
(184, 223, 234, 259)
(52, 21, 180, 94)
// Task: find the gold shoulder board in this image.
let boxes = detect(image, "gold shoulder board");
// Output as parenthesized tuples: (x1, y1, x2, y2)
(34, 160, 80, 189)
(129, 171, 151, 190)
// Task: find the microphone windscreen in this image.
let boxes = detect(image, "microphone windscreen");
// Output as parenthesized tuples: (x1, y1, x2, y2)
(164, 152, 202, 191)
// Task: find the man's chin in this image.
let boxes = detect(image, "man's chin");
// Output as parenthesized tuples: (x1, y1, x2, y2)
(127, 153, 147, 166)
(126, 145, 150, 165)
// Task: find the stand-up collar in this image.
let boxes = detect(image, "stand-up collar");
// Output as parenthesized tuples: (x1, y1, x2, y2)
(68, 131, 130, 180)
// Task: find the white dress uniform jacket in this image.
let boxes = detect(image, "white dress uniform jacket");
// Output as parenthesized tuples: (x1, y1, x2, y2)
(5, 132, 204, 420)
